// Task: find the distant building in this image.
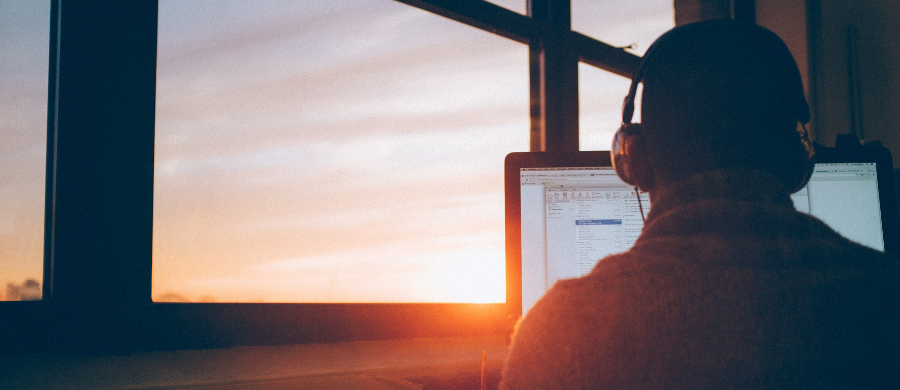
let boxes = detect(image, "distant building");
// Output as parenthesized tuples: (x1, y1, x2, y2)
(6, 283, 19, 301)
(5, 279, 41, 301)
(20, 279, 41, 300)
(155, 292, 190, 302)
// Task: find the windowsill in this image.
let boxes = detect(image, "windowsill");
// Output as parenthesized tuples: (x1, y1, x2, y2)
(0, 334, 507, 389)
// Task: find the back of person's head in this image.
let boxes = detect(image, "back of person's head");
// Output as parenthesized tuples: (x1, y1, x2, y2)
(617, 19, 812, 192)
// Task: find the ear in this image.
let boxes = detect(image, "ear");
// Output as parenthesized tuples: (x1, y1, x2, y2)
(624, 132, 656, 192)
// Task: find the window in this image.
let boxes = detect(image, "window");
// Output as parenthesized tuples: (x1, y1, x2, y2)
(572, 0, 673, 51)
(154, 0, 528, 303)
(0, 0, 50, 301)
(486, 0, 526, 14)
(578, 64, 633, 151)
(575, 0, 674, 151)
(4, 0, 676, 353)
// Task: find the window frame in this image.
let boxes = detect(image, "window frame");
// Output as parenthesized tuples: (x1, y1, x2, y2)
(0, 0, 640, 354)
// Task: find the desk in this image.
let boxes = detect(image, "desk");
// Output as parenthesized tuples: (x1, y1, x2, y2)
(0, 335, 507, 389)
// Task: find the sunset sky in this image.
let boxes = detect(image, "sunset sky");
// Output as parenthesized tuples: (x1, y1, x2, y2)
(1, 0, 672, 302)
(0, 0, 49, 300)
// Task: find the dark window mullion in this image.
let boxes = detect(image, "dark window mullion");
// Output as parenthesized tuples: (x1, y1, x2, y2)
(397, 0, 643, 151)
(529, 0, 578, 151)
(396, 0, 539, 44)
(43, 0, 158, 352)
(573, 31, 641, 78)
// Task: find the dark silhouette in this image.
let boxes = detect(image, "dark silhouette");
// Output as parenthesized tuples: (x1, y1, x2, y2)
(501, 20, 900, 389)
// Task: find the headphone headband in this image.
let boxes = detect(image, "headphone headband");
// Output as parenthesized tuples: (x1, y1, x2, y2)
(613, 20, 815, 194)
(621, 20, 810, 126)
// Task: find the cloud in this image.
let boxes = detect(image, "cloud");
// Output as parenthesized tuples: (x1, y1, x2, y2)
(156, 238, 505, 303)
(155, 28, 527, 147)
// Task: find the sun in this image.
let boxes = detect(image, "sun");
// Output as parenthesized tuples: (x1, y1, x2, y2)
(432, 247, 506, 304)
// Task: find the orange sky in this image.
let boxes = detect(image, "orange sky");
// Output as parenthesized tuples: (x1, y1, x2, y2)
(0, 0, 50, 300)
(0, 0, 673, 302)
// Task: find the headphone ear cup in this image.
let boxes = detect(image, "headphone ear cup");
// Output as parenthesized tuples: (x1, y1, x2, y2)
(611, 123, 641, 187)
(785, 126, 816, 193)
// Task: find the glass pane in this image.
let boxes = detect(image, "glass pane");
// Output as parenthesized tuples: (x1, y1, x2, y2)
(579, 64, 632, 151)
(576, 1, 675, 151)
(572, 0, 674, 56)
(487, 0, 525, 15)
(154, 0, 528, 303)
(0, 1, 49, 301)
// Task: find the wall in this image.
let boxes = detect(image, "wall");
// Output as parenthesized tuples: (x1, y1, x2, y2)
(805, 0, 900, 166)
(759, 0, 900, 165)
(677, 0, 900, 166)
(755, 0, 809, 128)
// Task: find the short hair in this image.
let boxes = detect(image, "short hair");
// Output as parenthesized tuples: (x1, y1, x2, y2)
(638, 20, 810, 185)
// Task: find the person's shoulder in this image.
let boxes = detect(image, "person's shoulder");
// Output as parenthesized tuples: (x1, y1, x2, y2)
(501, 253, 637, 390)
(517, 254, 630, 331)
(836, 240, 900, 282)
(798, 216, 900, 270)
(544, 251, 648, 309)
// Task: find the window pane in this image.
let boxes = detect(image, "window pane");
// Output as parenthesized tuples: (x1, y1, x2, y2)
(154, 0, 528, 303)
(572, 0, 674, 56)
(579, 64, 632, 151)
(0, 1, 49, 301)
(486, 0, 525, 15)
(576, 1, 674, 151)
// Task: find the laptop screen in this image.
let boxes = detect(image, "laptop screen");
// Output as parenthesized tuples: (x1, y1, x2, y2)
(506, 150, 896, 317)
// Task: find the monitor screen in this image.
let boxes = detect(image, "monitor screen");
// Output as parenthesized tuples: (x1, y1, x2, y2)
(791, 162, 883, 251)
(519, 166, 649, 314)
(507, 152, 894, 316)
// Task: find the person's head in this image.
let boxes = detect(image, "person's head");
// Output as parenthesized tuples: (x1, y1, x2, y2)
(611, 19, 813, 193)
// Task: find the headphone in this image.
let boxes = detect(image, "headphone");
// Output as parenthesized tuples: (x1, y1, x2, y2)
(610, 20, 815, 193)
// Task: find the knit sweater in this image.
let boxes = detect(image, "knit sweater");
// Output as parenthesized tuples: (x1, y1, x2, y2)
(501, 169, 900, 389)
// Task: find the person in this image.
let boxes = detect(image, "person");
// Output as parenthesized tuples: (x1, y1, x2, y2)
(500, 19, 900, 389)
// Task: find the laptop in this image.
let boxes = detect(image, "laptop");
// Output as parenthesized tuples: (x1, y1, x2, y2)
(505, 146, 898, 318)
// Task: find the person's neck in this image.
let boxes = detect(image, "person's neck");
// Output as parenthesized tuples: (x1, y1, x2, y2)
(644, 168, 795, 220)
